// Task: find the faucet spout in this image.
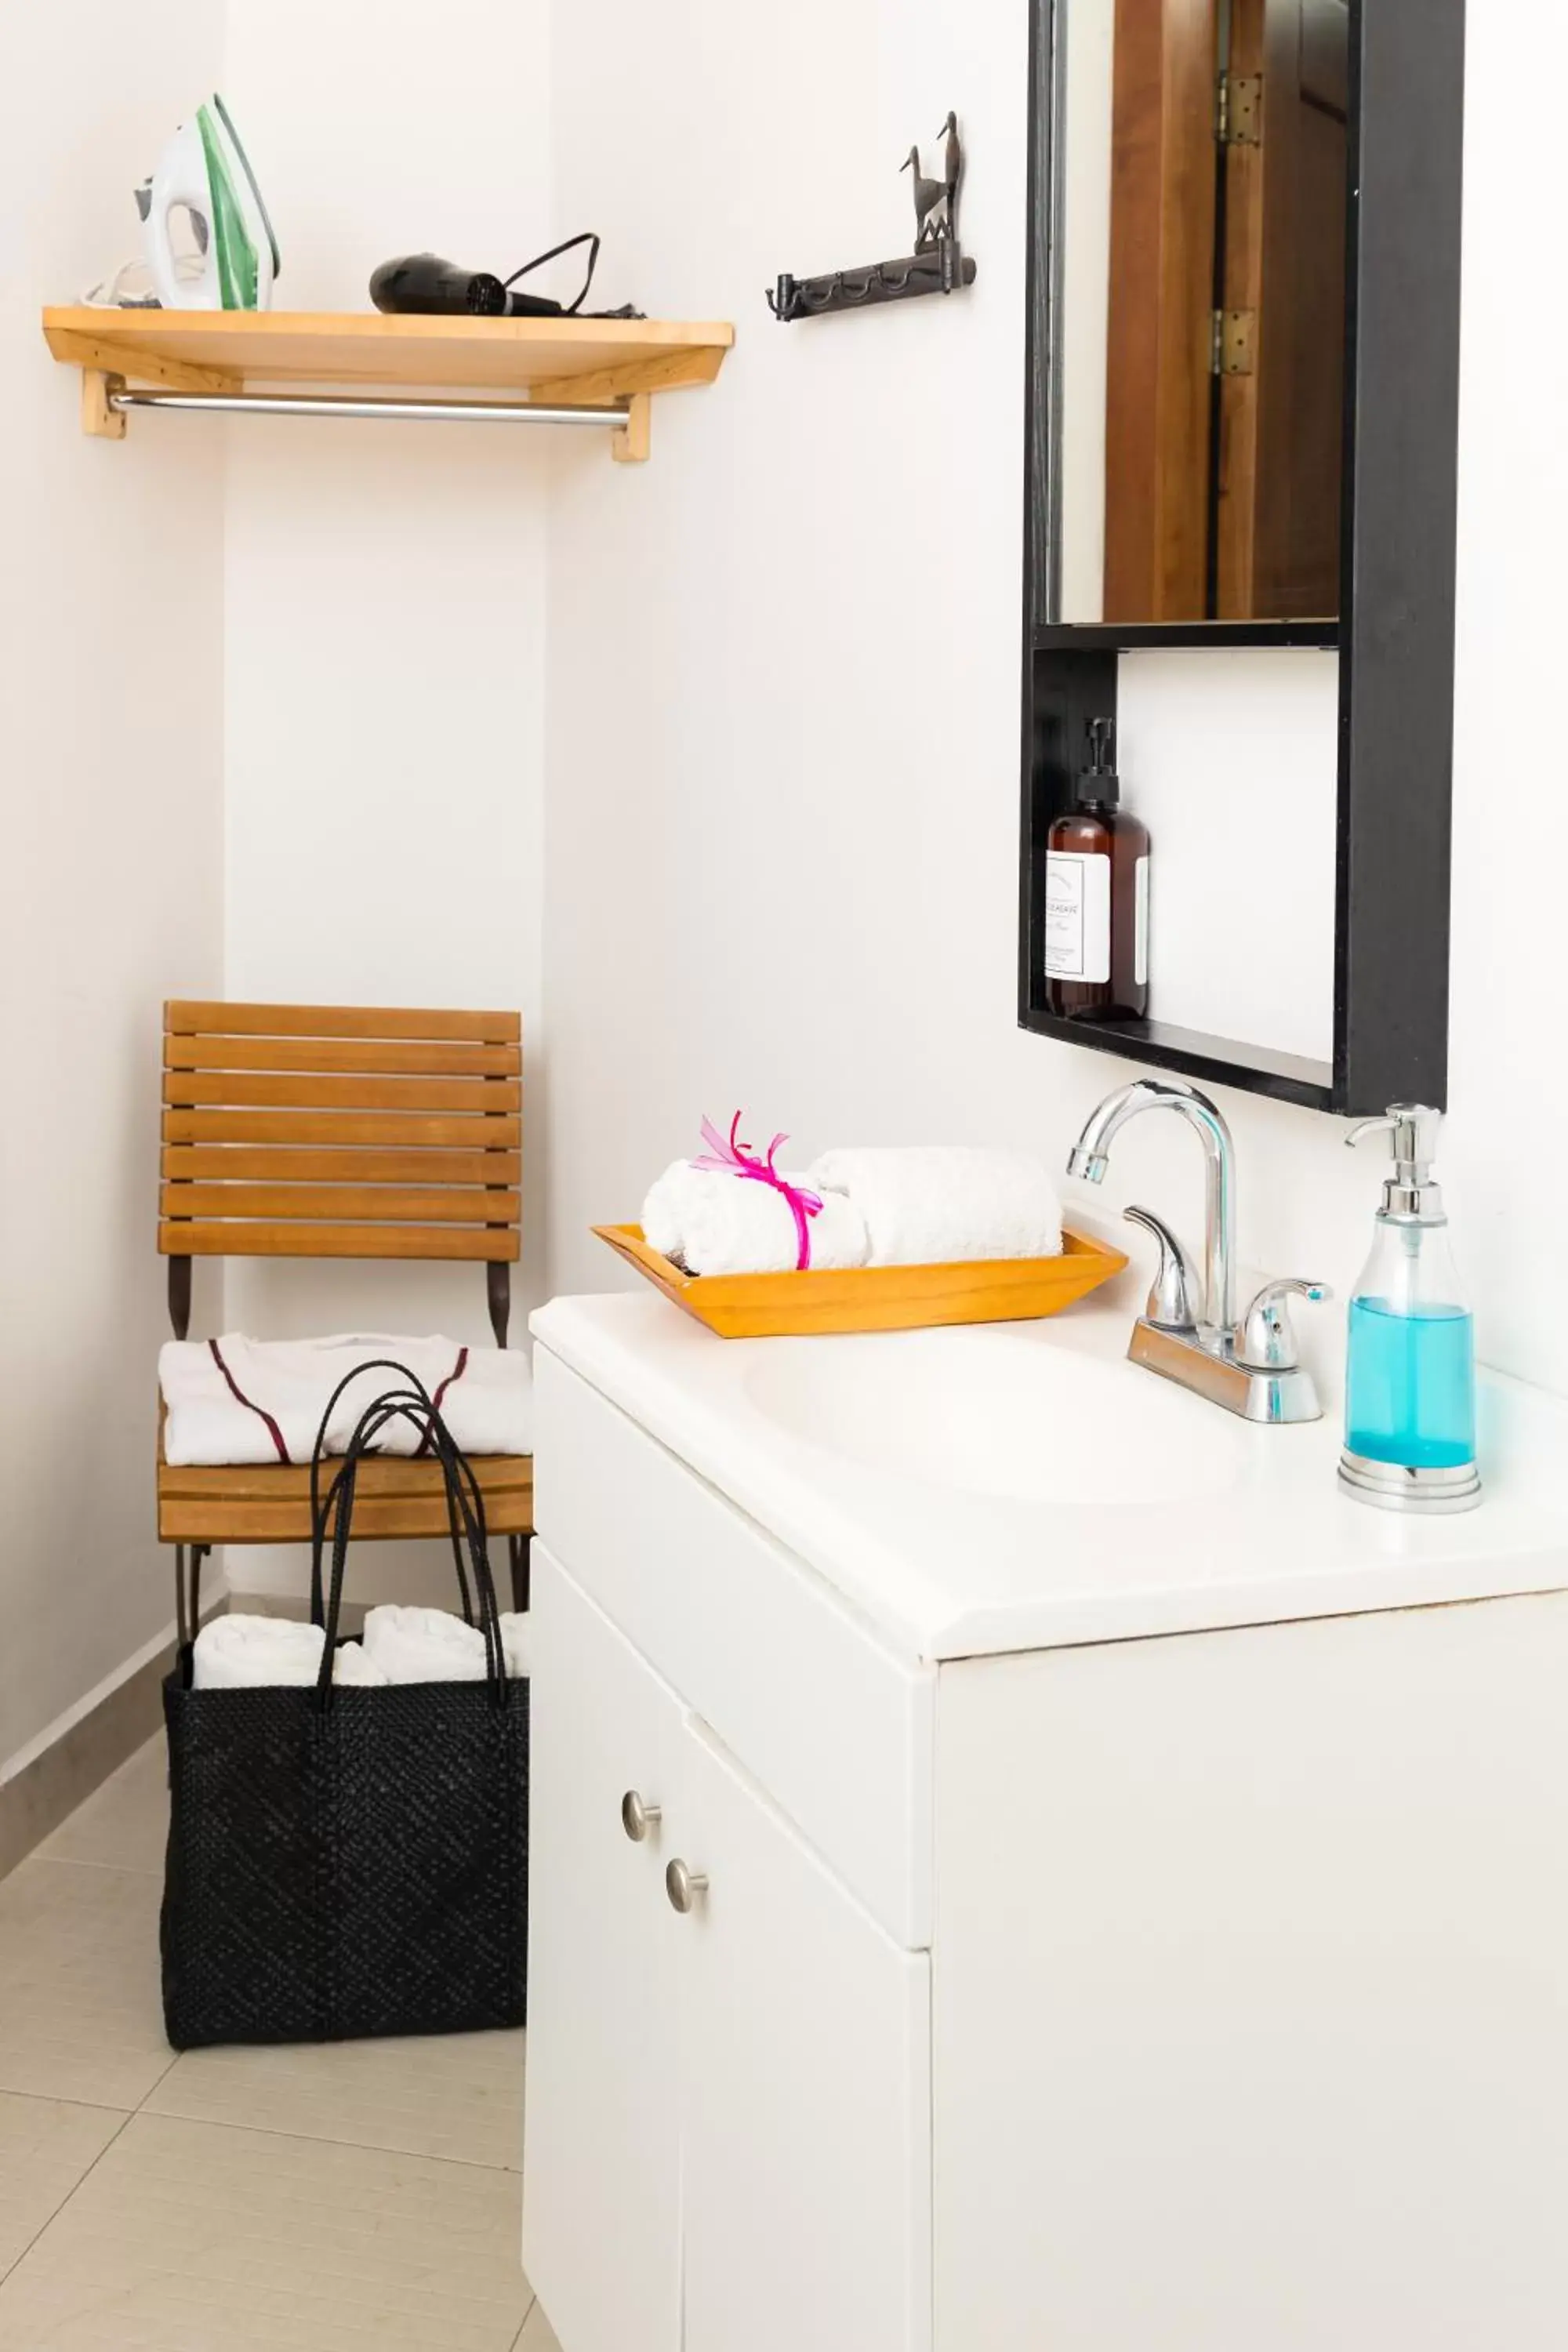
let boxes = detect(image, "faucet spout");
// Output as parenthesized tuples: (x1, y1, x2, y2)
(1065, 1078, 1237, 1333)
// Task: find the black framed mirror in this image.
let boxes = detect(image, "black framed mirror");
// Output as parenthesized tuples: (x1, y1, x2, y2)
(1018, 0, 1465, 1112)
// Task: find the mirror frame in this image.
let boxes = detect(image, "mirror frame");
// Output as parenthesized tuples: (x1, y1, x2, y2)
(1018, 0, 1466, 1113)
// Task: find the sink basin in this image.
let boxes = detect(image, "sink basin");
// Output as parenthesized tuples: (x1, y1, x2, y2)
(742, 1326, 1250, 1508)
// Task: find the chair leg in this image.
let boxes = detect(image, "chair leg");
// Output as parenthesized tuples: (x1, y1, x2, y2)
(508, 1534, 532, 1614)
(487, 1262, 511, 1348)
(175, 1544, 210, 1650)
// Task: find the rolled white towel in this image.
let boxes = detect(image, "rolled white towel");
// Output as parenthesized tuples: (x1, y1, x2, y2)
(676, 1168, 869, 1276)
(641, 1161, 701, 1261)
(192, 1616, 388, 1690)
(806, 1147, 1063, 1267)
(361, 1604, 532, 1682)
(501, 1613, 532, 1679)
(330, 1642, 389, 1688)
(362, 1604, 485, 1682)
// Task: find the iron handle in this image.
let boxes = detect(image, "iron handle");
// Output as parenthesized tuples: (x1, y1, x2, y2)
(666, 1858, 709, 1914)
(620, 1790, 662, 1843)
(1236, 1278, 1332, 1373)
(1124, 1204, 1201, 1334)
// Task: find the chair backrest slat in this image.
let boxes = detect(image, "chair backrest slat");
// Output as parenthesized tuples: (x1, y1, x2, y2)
(159, 1001, 522, 1266)
(165, 1000, 520, 1044)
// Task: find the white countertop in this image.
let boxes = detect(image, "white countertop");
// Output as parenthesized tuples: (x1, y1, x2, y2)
(530, 1284, 1568, 1663)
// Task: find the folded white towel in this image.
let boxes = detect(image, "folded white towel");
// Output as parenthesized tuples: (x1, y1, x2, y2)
(192, 1616, 388, 1690)
(641, 1163, 869, 1276)
(159, 1333, 532, 1468)
(361, 1604, 532, 1683)
(807, 1147, 1063, 1266)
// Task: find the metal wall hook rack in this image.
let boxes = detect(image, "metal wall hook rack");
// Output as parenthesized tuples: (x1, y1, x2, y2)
(768, 241, 976, 323)
(768, 111, 976, 324)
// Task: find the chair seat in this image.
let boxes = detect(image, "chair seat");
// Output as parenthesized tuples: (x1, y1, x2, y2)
(158, 1441, 535, 1544)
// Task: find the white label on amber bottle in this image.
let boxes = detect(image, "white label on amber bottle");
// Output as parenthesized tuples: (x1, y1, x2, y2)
(1044, 851, 1111, 982)
(1134, 856, 1149, 987)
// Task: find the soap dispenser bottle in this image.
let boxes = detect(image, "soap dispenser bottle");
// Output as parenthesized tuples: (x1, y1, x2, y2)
(1339, 1105, 1480, 1512)
(1044, 718, 1150, 1021)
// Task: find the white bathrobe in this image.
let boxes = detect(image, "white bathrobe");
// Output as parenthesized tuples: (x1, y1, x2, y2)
(160, 1333, 532, 1466)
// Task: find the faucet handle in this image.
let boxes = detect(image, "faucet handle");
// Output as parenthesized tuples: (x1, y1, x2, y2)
(1123, 1206, 1201, 1334)
(1236, 1277, 1332, 1372)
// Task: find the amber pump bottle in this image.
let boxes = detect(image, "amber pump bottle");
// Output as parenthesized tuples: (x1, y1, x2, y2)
(1044, 717, 1150, 1020)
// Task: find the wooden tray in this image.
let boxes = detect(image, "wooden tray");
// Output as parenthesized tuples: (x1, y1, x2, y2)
(591, 1223, 1129, 1340)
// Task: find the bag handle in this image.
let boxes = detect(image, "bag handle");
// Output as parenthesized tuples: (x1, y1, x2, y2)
(307, 1359, 470, 1625)
(316, 1390, 504, 1700)
(314, 1388, 506, 1702)
(317, 1385, 495, 1632)
(318, 1385, 492, 1621)
(340, 1394, 502, 1685)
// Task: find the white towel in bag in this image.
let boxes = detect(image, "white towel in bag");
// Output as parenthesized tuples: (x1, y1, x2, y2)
(192, 1617, 387, 1690)
(807, 1147, 1063, 1265)
(361, 1606, 532, 1682)
(641, 1160, 869, 1276)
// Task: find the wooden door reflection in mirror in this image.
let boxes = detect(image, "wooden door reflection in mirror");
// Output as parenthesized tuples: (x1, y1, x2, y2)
(1063, 0, 1349, 624)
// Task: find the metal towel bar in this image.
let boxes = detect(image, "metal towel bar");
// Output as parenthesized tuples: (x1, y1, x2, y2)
(108, 388, 629, 430)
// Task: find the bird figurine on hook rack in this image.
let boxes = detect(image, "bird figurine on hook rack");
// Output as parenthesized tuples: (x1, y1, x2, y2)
(902, 143, 947, 249)
(939, 108, 964, 241)
(768, 111, 976, 322)
(902, 113, 964, 250)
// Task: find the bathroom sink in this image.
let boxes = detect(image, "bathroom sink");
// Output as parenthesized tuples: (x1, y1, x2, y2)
(742, 1326, 1250, 1508)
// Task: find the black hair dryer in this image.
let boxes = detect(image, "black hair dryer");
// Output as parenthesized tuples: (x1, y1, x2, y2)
(369, 234, 609, 319)
(369, 253, 557, 318)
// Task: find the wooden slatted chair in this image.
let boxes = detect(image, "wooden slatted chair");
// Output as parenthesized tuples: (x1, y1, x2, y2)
(158, 1000, 533, 1640)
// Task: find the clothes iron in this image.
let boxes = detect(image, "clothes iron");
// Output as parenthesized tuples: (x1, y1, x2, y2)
(137, 95, 279, 310)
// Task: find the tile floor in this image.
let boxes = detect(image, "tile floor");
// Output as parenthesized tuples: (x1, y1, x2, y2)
(0, 1738, 560, 2350)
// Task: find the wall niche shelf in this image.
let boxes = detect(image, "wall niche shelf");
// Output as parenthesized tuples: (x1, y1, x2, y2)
(41, 308, 736, 464)
(1033, 621, 1338, 655)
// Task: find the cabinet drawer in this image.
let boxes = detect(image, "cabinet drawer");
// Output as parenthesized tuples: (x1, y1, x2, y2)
(535, 1345, 935, 1948)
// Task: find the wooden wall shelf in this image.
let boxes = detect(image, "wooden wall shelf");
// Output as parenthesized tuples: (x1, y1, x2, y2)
(41, 308, 736, 464)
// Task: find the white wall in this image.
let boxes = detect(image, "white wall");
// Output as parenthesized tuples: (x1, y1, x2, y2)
(543, 0, 1568, 1407)
(0, 12, 227, 1769)
(219, 0, 551, 1597)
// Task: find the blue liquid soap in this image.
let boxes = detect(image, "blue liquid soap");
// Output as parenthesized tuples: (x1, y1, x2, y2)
(1345, 1297, 1476, 1469)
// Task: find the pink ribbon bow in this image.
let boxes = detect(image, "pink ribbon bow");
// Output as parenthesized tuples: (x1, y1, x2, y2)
(691, 1112, 823, 1272)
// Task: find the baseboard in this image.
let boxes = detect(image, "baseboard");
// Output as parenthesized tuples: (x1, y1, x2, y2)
(0, 1605, 219, 1883)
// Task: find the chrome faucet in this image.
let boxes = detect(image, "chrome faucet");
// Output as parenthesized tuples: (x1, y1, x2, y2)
(1067, 1077, 1330, 1424)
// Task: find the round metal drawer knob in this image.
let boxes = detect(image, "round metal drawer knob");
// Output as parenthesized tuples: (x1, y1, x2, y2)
(666, 1858, 709, 1915)
(620, 1790, 662, 1842)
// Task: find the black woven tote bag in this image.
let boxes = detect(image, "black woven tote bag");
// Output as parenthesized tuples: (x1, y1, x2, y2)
(161, 1371, 529, 2050)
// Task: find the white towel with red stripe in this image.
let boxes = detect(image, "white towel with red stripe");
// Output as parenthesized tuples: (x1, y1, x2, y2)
(158, 1333, 532, 1467)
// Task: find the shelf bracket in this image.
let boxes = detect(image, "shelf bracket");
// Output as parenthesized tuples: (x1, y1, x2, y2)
(611, 393, 651, 465)
(82, 369, 127, 441)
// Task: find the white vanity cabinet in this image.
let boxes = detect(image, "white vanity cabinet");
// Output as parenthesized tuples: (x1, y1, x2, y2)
(522, 1548, 684, 2352)
(524, 1544, 931, 2352)
(525, 1312, 1568, 2352)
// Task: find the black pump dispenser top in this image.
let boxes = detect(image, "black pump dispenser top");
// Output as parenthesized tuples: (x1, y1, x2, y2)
(1075, 717, 1121, 810)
